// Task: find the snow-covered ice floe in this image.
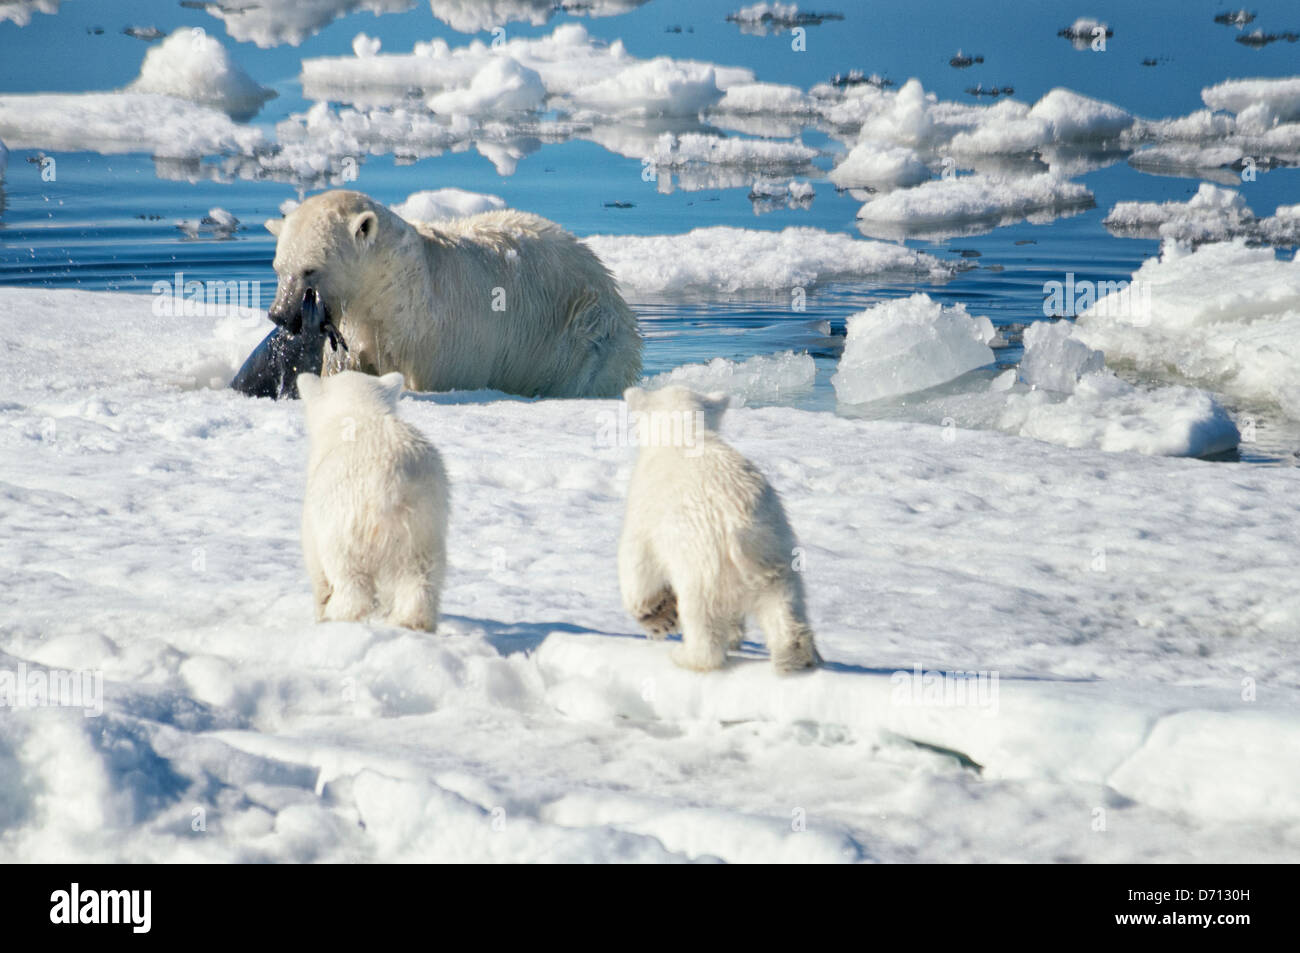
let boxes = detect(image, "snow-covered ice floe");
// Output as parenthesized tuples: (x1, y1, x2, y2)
(854, 173, 1095, 240)
(1074, 240, 1300, 419)
(1104, 183, 1300, 247)
(0, 93, 265, 157)
(583, 226, 953, 295)
(0, 27, 273, 156)
(390, 187, 507, 222)
(126, 27, 277, 120)
(2, 286, 1299, 862)
(832, 296, 1239, 458)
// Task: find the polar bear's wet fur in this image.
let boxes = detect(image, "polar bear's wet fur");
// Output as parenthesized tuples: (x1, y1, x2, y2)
(266, 190, 641, 398)
(618, 386, 818, 673)
(298, 370, 449, 631)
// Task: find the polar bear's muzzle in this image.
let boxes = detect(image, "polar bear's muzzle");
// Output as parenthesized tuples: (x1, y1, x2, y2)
(270, 287, 347, 354)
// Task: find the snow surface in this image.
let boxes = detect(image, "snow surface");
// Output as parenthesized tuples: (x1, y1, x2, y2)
(1074, 240, 1300, 419)
(582, 227, 952, 294)
(2, 286, 1299, 862)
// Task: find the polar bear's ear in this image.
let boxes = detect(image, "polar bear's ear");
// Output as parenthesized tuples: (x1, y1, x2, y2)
(622, 386, 646, 410)
(700, 391, 730, 427)
(350, 210, 379, 246)
(296, 373, 322, 402)
(378, 371, 405, 405)
(264, 218, 283, 238)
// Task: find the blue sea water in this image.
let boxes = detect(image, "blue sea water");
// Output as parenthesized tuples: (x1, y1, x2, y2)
(1, 0, 1298, 460)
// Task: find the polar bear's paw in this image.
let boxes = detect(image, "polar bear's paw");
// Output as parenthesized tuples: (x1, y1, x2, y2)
(636, 588, 679, 640)
(770, 627, 820, 675)
(670, 637, 727, 673)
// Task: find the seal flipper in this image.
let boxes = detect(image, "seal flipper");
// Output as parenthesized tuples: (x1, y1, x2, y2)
(229, 325, 325, 400)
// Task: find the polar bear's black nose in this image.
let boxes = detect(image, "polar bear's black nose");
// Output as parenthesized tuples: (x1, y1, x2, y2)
(269, 291, 306, 334)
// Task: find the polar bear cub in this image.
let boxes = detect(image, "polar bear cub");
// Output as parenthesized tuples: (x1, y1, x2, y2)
(618, 385, 818, 673)
(297, 370, 449, 631)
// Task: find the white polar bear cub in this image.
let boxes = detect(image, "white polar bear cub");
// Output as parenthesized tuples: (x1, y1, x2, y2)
(618, 385, 819, 674)
(297, 370, 449, 631)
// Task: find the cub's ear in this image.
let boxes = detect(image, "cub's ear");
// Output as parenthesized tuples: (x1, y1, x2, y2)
(296, 373, 322, 402)
(622, 386, 646, 410)
(264, 218, 283, 238)
(378, 371, 405, 404)
(700, 390, 731, 423)
(350, 210, 379, 245)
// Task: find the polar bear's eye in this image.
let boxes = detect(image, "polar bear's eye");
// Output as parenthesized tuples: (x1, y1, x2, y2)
(302, 268, 317, 280)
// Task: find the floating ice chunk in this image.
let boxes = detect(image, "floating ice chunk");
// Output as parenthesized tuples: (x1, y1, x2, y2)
(855, 173, 1094, 240)
(1058, 17, 1111, 49)
(828, 142, 930, 190)
(428, 56, 546, 115)
(195, 0, 411, 47)
(726, 3, 843, 35)
(748, 179, 814, 212)
(1019, 320, 1105, 393)
(947, 89, 1130, 155)
(569, 59, 723, 118)
(645, 351, 816, 405)
(0, 0, 59, 27)
(1027, 88, 1131, 142)
(0, 92, 266, 157)
(831, 293, 996, 404)
(207, 207, 238, 229)
(352, 32, 381, 57)
(300, 24, 753, 116)
(426, 0, 652, 35)
(652, 131, 817, 168)
(712, 82, 814, 116)
(391, 188, 507, 222)
(1203, 76, 1300, 124)
(1105, 183, 1300, 246)
(855, 78, 941, 149)
(0, 136, 6, 178)
(583, 227, 951, 295)
(127, 28, 276, 121)
(1074, 240, 1300, 418)
(1000, 373, 1239, 457)
(177, 207, 239, 240)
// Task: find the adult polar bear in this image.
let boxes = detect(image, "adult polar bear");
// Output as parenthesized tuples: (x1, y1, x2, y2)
(258, 190, 641, 397)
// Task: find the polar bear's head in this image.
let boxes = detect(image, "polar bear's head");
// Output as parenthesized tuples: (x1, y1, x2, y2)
(265, 190, 409, 337)
(624, 385, 731, 432)
(296, 370, 406, 438)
